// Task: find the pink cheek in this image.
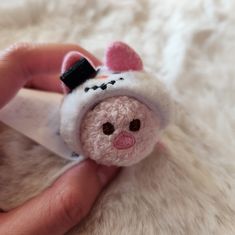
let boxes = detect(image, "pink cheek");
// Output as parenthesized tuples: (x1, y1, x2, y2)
(113, 131, 136, 150)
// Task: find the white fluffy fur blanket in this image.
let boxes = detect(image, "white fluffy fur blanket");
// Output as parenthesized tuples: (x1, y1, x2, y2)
(0, 0, 235, 234)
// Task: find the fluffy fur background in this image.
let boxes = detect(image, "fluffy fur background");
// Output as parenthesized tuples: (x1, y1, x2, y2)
(0, 0, 235, 234)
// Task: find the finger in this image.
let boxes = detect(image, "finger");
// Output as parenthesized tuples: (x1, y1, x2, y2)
(25, 74, 63, 93)
(0, 160, 119, 235)
(0, 43, 102, 108)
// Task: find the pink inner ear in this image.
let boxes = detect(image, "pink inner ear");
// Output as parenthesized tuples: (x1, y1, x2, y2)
(104, 42, 143, 71)
(60, 52, 83, 94)
(61, 51, 98, 74)
(61, 51, 100, 94)
(61, 51, 85, 74)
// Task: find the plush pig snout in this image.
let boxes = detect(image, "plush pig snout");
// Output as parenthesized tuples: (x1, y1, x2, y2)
(113, 131, 136, 150)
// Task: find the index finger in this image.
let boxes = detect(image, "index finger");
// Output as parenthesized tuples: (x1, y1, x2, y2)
(0, 43, 101, 108)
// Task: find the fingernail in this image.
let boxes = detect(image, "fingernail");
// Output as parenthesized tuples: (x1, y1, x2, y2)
(97, 165, 119, 185)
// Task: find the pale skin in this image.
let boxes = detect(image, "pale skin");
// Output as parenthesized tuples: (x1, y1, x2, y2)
(0, 43, 119, 235)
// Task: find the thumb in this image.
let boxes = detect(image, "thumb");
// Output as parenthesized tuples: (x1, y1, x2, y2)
(0, 160, 119, 235)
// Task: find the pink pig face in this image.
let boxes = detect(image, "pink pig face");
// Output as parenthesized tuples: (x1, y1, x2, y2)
(80, 96, 161, 166)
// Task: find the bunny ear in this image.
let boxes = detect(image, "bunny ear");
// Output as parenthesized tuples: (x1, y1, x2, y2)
(61, 51, 98, 74)
(104, 41, 143, 72)
(60, 51, 99, 93)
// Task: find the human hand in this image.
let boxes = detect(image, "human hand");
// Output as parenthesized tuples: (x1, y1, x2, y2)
(0, 43, 119, 235)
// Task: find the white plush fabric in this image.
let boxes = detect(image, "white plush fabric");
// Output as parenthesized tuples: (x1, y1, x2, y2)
(60, 70, 172, 159)
(0, 0, 235, 234)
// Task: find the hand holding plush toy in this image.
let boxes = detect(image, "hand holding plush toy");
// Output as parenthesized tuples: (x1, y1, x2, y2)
(60, 42, 172, 166)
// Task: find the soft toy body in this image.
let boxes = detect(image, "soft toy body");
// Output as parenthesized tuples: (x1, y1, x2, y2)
(60, 42, 173, 166)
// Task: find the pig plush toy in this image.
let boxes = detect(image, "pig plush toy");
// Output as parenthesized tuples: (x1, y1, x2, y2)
(60, 42, 172, 166)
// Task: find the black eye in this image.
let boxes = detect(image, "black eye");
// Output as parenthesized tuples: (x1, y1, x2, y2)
(102, 122, 115, 135)
(129, 119, 141, 132)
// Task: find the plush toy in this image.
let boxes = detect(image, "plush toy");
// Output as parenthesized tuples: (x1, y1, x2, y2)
(60, 42, 172, 166)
